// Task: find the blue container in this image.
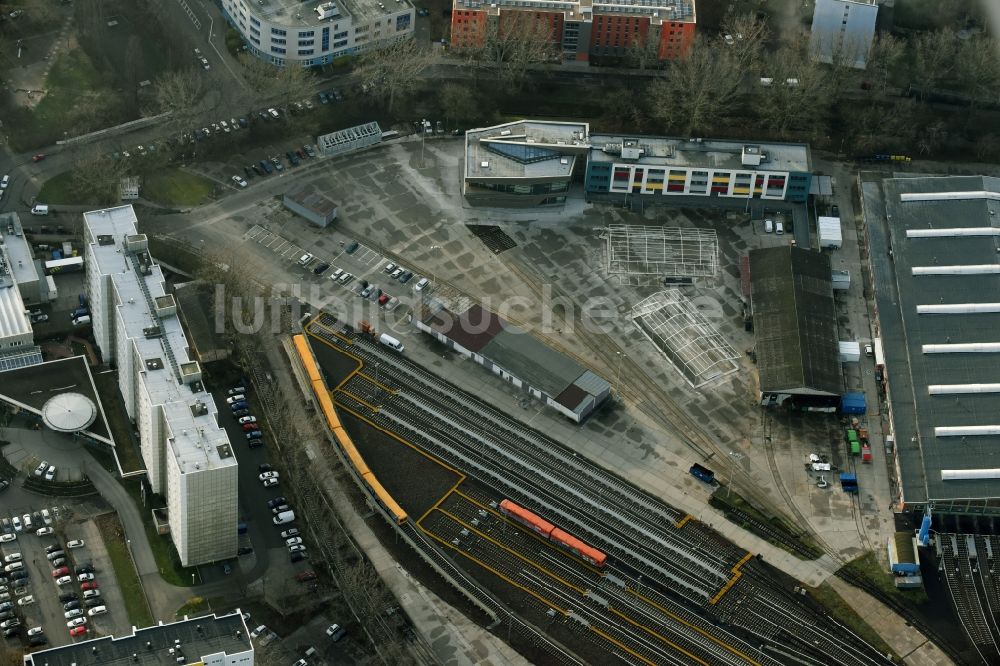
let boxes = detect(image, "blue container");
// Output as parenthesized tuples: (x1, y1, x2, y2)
(840, 392, 867, 415)
(51, 250, 62, 261)
(689, 463, 715, 484)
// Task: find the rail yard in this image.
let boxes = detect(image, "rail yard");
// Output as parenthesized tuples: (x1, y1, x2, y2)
(292, 313, 896, 666)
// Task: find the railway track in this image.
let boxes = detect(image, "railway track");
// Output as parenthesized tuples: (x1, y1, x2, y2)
(306, 317, 896, 666)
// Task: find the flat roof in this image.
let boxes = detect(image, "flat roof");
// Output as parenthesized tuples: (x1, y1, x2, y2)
(286, 184, 338, 217)
(256, 0, 411, 27)
(588, 134, 811, 174)
(420, 300, 610, 413)
(465, 120, 590, 181)
(455, 0, 695, 23)
(867, 175, 1000, 503)
(0, 356, 112, 443)
(1, 212, 40, 287)
(750, 246, 840, 396)
(84, 206, 235, 475)
(24, 610, 251, 666)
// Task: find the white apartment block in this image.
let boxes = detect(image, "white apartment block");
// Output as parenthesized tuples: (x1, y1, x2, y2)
(221, 0, 414, 67)
(84, 205, 237, 567)
(810, 0, 879, 68)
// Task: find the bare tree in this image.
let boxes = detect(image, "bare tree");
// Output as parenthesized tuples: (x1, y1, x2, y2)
(154, 68, 205, 119)
(758, 44, 832, 138)
(70, 149, 126, 204)
(649, 36, 743, 136)
(355, 39, 433, 112)
(625, 32, 661, 72)
(237, 54, 314, 103)
(954, 33, 1000, 107)
(911, 29, 958, 94)
(866, 34, 905, 95)
(439, 83, 480, 128)
(719, 11, 770, 70)
(464, 11, 560, 87)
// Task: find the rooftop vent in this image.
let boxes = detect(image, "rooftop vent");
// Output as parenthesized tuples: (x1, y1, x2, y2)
(499, 129, 512, 136)
(145, 358, 164, 371)
(190, 401, 209, 417)
(217, 443, 233, 459)
(316, 1, 339, 19)
(620, 139, 644, 161)
(143, 325, 162, 339)
(179, 361, 202, 385)
(741, 145, 765, 167)
(480, 161, 489, 169)
(125, 234, 148, 253)
(560, 158, 569, 165)
(97, 235, 115, 246)
(154, 294, 176, 318)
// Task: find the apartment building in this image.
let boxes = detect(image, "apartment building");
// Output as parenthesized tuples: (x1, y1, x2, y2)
(84, 205, 237, 567)
(450, 0, 695, 63)
(220, 0, 414, 66)
(809, 0, 879, 68)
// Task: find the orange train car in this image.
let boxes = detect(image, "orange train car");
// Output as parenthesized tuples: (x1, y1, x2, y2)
(499, 499, 607, 569)
(499, 499, 555, 538)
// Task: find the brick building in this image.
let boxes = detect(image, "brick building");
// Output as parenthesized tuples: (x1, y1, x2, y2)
(450, 0, 695, 63)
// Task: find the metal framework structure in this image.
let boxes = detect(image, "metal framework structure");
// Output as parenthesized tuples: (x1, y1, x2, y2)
(607, 225, 719, 278)
(631, 290, 739, 388)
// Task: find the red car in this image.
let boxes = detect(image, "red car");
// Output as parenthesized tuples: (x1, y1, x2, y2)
(51, 566, 70, 578)
(32, 154, 46, 162)
(242, 423, 259, 432)
(70, 625, 87, 637)
(378, 293, 390, 306)
(80, 581, 98, 591)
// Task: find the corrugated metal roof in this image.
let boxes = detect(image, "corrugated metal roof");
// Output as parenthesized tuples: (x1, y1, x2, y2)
(0, 285, 30, 340)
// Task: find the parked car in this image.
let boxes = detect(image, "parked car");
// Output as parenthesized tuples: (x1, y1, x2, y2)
(312, 262, 329, 275)
(84, 598, 103, 608)
(55, 576, 72, 586)
(82, 590, 100, 600)
(77, 573, 94, 582)
(17, 595, 34, 606)
(45, 466, 56, 481)
(46, 550, 64, 561)
(62, 600, 79, 611)
(246, 431, 263, 441)
(230, 401, 248, 412)
(267, 497, 286, 509)
(66, 617, 87, 628)
(259, 472, 278, 482)
(398, 271, 413, 284)
(27, 627, 43, 636)
(228, 386, 247, 395)
(233, 408, 250, 418)
(51, 567, 70, 578)
(280, 528, 299, 538)
(2, 554, 20, 564)
(45, 544, 61, 554)
(35, 527, 53, 536)
(81, 582, 98, 591)
(288, 544, 306, 553)
(285, 537, 303, 546)
(67, 540, 85, 549)
(290, 551, 306, 563)
(240, 416, 258, 424)
(87, 606, 107, 616)
(344, 241, 359, 254)
(34, 462, 48, 477)
(232, 175, 248, 188)
(226, 395, 246, 404)
(75, 565, 94, 575)
(58, 592, 78, 603)
(0, 534, 13, 543)
(259, 160, 273, 174)
(69, 625, 87, 637)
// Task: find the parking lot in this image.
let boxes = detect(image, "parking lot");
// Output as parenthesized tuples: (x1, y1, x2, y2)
(245, 224, 431, 314)
(1, 510, 129, 650)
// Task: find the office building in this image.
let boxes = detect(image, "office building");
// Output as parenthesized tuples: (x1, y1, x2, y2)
(23, 610, 253, 666)
(463, 120, 591, 207)
(450, 0, 695, 63)
(85, 205, 238, 566)
(220, 0, 414, 67)
(586, 135, 812, 204)
(810, 0, 878, 68)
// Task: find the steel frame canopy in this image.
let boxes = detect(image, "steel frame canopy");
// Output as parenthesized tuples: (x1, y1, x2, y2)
(607, 224, 719, 278)
(631, 290, 739, 388)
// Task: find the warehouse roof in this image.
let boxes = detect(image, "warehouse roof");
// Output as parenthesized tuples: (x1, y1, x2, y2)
(866, 175, 1000, 503)
(419, 300, 610, 416)
(750, 246, 840, 396)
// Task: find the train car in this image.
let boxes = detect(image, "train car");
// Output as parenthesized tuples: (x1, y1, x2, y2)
(550, 528, 607, 568)
(363, 472, 408, 524)
(499, 499, 555, 538)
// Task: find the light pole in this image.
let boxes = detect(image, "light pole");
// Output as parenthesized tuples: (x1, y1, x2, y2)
(614, 351, 624, 398)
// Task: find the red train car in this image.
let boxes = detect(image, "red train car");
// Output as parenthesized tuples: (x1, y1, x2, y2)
(499, 499, 607, 568)
(550, 528, 607, 568)
(499, 499, 555, 538)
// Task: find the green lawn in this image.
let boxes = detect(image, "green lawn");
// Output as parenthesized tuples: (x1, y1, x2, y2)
(121, 477, 200, 587)
(143, 169, 215, 207)
(9, 49, 126, 151)
(91, 372, 145, 474)
(842, 552, 929, 605)
(175, 596, 209, 619)
(96, 513, 154, 629)
(36, 170, 106, 205)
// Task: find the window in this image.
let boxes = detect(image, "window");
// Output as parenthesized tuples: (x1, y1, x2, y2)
(299, 39, 315, 46)
(299, 30, 315, 37)
(333, 39, 348, 47)
(272, 37, 286, 44)
(271, 27, 287, 36)
(271, 46, 286, 54)
(298, 48, 314, 55)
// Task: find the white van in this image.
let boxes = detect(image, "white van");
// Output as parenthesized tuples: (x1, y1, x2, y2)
(378, 333, 404, 353)
(31, 205, 49, 216)
(775, 221, 784, 235)
(764, 219, 774, 233)
(72, 315, 91, 326)
(273, 510, 295, 525)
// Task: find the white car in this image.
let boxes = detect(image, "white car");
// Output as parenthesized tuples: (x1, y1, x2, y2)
(77, 573, 94, 582)
(66, 617, 87, 628)
(0, 175, 8, 188)
(67, 539, 85, 549)
(34, 461, 48, 477)
(288, 544, 306, 553)
(17, 595, 34, 606)
(3, 553, 21, 563)
(26, 626, 43, 636)
(238, 416, 257, 424)
(41, 509, 53, 526)
(64, 608, 83, 619)
(232, 175, 247, 188)
(220, 120, 230, 133)
(280, 528, 299, 538)
(88, 606, 107, 616)
(267, 107, 279, 118)
(258, 471, 278, 482)
(83, 589, 101, 599)
(56, 576, 72, 586)
(262, 478, 279, 488)
(22, 514, 32, 531)
(200, 57, 210, 70)
(384, 262, 396, 273)
(11, 516, 22, 533)
(250, 624, 267, 639)
(414, 277, 429, 292)
(45, 466, 56, 481)
(285, 536, 302, 546)
(0, 533, 15, 543)
(226, 395, 245, 404)
(36, 527, 53, 536)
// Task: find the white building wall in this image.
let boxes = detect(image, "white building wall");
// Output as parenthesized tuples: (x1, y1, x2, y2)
(203, 648, 254, 666)
(221, 0, 413, 66)
(168, 456, 238, 567)
(810, 0, 878, 68)
(115, 312, 134, 417)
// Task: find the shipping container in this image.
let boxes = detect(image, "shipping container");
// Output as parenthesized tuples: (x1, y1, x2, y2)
(840, 473, 859, 493)
(689, 463, 715, 484)
(839, 341, 861, 363)
(818, 216, 842, 249)
(850, 440, 861, 456)
(840, 392, 867, 415)
(846, 429, 859, 443)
